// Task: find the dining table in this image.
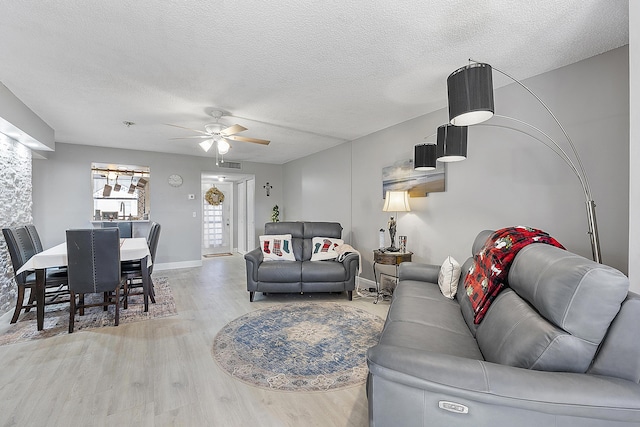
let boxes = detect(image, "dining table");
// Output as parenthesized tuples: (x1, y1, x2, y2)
(17, 237, 152, 331)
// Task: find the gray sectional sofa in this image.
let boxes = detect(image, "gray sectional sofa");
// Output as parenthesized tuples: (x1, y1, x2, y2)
(367, 230, 640, 426)
(244, 221, 359, 302)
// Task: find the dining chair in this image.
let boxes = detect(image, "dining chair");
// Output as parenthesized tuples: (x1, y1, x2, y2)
(2, 226, 69, 323)
(121, 222, 161, 308)
(66, 228, 125, 333)
(102, 221, 132, 238)
(25, 224, 44, 253)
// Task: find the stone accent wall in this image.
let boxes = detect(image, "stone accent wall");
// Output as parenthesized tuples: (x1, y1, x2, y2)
(0, 136, 32, 316)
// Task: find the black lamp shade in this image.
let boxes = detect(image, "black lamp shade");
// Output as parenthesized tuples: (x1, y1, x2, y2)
(447, 63, 494, 126)
(414, 143, 437, 171)
(436, 124, 468, 162)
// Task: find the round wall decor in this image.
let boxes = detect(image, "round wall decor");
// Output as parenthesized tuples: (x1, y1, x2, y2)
(205, 186, 225, 205)
(168, 174, 183, 187)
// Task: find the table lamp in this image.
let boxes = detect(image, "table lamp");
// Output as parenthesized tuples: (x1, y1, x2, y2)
(382, 190, 411, 251)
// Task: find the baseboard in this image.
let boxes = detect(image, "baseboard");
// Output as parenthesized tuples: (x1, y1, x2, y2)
(154, 260, 203, 271)
(357, 276, 375, 289)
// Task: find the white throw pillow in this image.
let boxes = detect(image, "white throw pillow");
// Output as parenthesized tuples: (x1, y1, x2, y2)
(259, 234, 296, 261)
(438, 256, 461, 299)
(310, 237, 344, 261)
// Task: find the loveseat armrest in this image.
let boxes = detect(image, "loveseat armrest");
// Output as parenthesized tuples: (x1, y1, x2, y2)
(244, 248, 263, 285)
(367, 344, 640, 423)
(398, 262, 440, 283)
(340, 252, 360, 278)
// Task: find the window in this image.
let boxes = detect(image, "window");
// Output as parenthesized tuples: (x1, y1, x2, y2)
(91, 163, 150, 221)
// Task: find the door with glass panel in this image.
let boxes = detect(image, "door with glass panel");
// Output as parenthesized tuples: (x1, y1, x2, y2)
(202, 181, 232, 256)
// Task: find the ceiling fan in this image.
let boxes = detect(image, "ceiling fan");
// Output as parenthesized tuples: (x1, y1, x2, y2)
(166, 110, 270, 164)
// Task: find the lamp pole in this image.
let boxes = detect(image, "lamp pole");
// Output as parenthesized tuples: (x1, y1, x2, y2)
(468, 60, 602, 263)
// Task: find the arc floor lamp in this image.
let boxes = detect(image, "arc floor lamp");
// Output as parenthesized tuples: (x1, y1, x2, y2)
(441, 60, 601, 263)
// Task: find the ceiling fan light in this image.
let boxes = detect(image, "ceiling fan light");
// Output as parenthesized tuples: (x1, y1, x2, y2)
(217, 139, 230, 155)
(199, 139, 214, 152)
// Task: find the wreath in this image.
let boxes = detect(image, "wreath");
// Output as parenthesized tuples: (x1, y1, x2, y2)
(205, 186, 225, 206)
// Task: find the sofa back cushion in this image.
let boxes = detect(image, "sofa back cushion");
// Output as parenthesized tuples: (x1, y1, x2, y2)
(265, 222, 305, 261)
(476, 244, 629, 372)
(477, 289, 597, 371)
(508, 244, 628, 345)
(471, 229, 493, 256)
(457, 257, 478, 336)
(264, 222, 343, 262)
(302, 222, 342, 261)
(589, 293, 640, 382)
(456, 230, 494, 336)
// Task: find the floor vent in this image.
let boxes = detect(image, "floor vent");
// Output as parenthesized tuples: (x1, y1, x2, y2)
(219, 161, 242, 169)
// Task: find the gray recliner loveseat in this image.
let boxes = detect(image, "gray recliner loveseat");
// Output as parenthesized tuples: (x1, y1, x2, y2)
(367, 230, 640, 426)
(244, 221, 359, 302)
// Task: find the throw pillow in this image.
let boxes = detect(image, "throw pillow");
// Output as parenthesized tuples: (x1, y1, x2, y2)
(310, 237, 344, 261)
(438, 256, 461, 299)
(259, 234, 296, 261)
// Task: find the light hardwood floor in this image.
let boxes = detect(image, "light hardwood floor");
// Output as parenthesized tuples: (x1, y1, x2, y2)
(0, 254, 389, 427)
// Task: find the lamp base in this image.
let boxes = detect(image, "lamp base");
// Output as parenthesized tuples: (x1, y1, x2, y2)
(385, 246, 399, 252)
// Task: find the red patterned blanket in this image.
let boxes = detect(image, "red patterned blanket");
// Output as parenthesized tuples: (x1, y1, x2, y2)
(464, 226, 564, 324)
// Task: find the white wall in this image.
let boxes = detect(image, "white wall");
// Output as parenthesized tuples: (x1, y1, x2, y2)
(282, 142, 353, 240)
(32, 143, 283, 267)
(629, 3, 639, 292)
(284, 46, 630, 281)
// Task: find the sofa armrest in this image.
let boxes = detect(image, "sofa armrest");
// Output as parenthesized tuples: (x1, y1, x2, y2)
(367, 344, 640, 420)
(339, 252, 359, 290)
(398, 262, 440, 283)
(244, 248, 263, 286)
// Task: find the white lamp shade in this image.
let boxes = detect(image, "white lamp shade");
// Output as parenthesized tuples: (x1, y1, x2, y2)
(199, 139, 214, 152)
(382, 191, 411, 212)
(217, 139, 230, 155)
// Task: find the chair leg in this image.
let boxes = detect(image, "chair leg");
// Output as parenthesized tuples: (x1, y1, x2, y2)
(122, 281, 129, 309)
(103, 292, 109, 311)
(25, 289, 36, 313)
(249, 291, 255, 302)
(69, 293, 76, 333)
(10, 286, 26, 323)
(114, 286, 120, 326)
(347, 290, 353, 301)
(79, 294, 85, 316)
(149, 277, 156, 304)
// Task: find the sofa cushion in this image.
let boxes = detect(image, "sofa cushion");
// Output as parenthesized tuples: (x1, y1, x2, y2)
(301, 260, 346, 282)
(257, 260, 301, 282)
(476, 289, 597, 372)
(302, 222, 342, 261)
(310, 237, 343, 261)
(259, 234, 295, 261)
(265, 222, 305, 260)
(589, 294, 640, 382)
(437, 256, 460, 299)
(457, 257, 478, 336)
(508, 244, 629, 346)
(471, 229, 493, 256)
(382, 282, 482, 359)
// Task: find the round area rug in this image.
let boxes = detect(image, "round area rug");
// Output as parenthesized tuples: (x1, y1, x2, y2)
(212, 302, 384, 392)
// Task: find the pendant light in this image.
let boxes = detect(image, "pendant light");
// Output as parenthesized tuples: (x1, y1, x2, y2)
(436, 124, 468, 162)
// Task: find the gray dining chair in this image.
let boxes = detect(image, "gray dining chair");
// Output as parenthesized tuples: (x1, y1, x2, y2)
(121, 222, 161, 308)
(66, 228, 125, 333)
(2, 226, 68, 323)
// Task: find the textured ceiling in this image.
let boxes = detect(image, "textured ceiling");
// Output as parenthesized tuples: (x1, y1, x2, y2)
(0, 1, 629, 164)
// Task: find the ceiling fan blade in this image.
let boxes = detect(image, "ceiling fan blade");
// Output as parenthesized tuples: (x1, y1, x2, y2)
(165, 123, 211, 136)
(169, 135, 212, 140)
(227, 135, 270, 145)
(221, 124, 247, 136)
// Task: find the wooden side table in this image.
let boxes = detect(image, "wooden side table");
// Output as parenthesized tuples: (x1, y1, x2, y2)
(373, 250, 413, 303)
